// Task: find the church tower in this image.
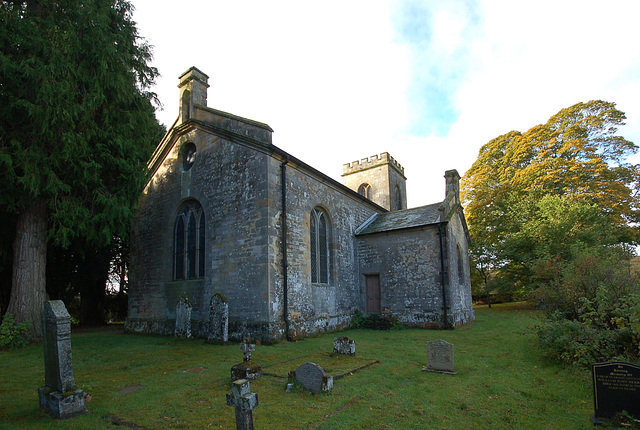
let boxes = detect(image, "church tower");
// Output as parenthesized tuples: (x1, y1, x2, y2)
(342, 152, 407, 211)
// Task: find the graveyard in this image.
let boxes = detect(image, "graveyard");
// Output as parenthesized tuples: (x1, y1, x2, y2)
(0, 303, 601, 429)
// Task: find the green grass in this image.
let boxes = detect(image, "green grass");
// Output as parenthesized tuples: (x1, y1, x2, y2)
(0, 304, 595, 429)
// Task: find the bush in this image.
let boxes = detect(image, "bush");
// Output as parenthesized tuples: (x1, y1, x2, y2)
(0, 313, 33, 349)
(534, 255, 640, 365)
(351, 309, 404, 330)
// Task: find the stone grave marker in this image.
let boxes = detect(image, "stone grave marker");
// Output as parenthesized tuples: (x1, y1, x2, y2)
(208, 293, 228, 342)
(294, 362, 333, 393)
(226, 378, 258, 430)
(333, 336, 356, 356)
(592, 361, 640, 423)
(38, 300, 87, 419)
(174, 297, 191, 338)
(423, 339, 456, 374)
(231, 340, 262, 381)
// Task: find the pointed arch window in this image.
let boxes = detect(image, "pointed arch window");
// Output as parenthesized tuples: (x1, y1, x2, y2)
(394, 185, 403, 211)
(457, 244, 465, 285)
(174, 201, 205, 280)
(358, 183, 371, 199)
(310, 208, 330, 284)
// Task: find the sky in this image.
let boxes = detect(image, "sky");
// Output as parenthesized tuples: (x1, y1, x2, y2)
(131, 0, 640, 208)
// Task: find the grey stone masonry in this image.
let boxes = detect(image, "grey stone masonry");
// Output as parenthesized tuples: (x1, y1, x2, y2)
(226, 379, 258, 430)
(333, 336, 356, 356)
(208, 293, 229, 342)
(175, 297, 191, 338)
(38, 300, 86, 419)
(423, 339, 456, 374)
(295, 362, 333, 393)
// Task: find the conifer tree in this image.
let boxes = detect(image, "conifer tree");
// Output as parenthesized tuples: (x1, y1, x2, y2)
(0, 0, 163, 335)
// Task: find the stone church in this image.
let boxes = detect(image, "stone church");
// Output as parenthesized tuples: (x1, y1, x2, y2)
(125, 67, 474, 341)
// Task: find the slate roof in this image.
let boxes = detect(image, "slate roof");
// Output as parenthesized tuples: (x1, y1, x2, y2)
(356, 202, 443, 236)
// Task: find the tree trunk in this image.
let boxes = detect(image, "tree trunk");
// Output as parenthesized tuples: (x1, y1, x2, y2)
(6, 199, 48, 337)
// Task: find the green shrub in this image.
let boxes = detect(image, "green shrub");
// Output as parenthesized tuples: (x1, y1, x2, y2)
(351, 309, 404, 330)
(0, 313, 33, 349)
(533, 247, 640, 366)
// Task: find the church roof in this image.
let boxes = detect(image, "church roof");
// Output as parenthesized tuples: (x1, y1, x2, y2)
(356, 202, 443, 236)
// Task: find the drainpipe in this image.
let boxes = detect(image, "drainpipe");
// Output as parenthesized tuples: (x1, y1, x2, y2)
(281, 157, 290, 340)
(437, 222, 450, 329)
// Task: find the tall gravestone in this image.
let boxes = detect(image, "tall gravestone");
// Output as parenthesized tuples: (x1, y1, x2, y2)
(38, 300, 86, 419)
(208, 293, 228, 342)
(175, 297, 191, 338)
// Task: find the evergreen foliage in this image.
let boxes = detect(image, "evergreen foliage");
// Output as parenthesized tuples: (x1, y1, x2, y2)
(0, 0, 164, 330)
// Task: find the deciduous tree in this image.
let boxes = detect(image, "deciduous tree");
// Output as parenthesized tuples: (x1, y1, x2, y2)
(462, 101, 640, 294)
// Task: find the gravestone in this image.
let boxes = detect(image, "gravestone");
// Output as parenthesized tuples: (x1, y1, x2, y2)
(294, 362, 333, 393)
(226, 379, 258, 430)
(231, 340, 262, 381)
(333, 336, 356, 356)
(592, 361, 640, 423)
(208, 293, 229, 342)
(174, 297, 191, 338)
(38, 300, 87, 419)
(423, 339, 456, 374)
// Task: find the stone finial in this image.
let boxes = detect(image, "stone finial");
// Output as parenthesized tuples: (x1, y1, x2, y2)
(444, 169, 460, 202)
(178, 66, 209, 123)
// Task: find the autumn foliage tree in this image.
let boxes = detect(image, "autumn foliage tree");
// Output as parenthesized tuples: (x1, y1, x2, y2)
(462, 101, 640, 296)
(0, 0, 162, 335)
(462, 101, 640, 364)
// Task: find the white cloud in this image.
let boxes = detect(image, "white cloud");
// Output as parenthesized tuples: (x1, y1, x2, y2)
(132, 0, 640, 208)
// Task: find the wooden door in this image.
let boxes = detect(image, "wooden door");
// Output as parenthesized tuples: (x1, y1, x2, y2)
(365, 274, 381, 314)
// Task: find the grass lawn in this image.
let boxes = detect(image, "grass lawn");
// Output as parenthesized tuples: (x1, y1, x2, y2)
(0, 303, 595, 429)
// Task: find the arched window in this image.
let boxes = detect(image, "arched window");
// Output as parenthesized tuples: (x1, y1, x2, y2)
(310, 208, 330, 284)
(358, 183, 371, 199)
(457, 244, 465, 285)
(394, 185, 403, 211)
(174, 201, 205, 280)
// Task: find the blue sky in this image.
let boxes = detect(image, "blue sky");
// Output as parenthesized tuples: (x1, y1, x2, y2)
(132, 0, 640, 207)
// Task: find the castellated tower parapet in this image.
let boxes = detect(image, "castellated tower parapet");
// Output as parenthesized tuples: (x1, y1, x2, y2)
(342, 152, 407, 211)
(343, 152, 405, 177)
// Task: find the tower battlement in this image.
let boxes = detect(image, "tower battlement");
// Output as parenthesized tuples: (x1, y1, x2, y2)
(342, 152, 405, 176)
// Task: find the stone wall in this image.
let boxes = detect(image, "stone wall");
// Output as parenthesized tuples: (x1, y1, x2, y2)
(446, 209, 475, 327)
(356, 227, 444, 327)
(269, 156, 383, 339)
(128, 119, 275, 339)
